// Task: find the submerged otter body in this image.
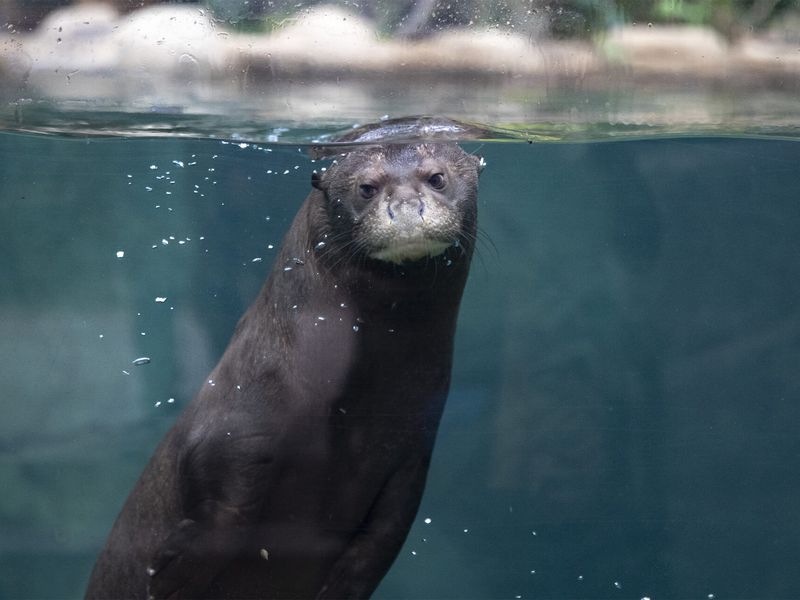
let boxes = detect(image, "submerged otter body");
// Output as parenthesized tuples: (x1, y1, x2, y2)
(85, 141, 482, 599)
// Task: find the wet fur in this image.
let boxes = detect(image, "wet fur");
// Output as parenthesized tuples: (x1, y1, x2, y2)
(85, 142, 480, 599)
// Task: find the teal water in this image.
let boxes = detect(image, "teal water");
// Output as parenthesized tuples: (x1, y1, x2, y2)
(1, 133, 800, 598)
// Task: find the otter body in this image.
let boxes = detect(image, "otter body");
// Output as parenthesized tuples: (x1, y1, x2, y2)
(85, 141, 481, 599)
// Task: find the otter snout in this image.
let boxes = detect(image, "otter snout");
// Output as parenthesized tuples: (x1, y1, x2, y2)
(387, 193, 426, 222)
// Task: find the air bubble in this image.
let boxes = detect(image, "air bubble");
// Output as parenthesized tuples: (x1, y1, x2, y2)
(179, 53, 198, 66)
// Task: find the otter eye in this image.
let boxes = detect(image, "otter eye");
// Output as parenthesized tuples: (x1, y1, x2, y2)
(359, 184, 378, 200)
(427, 173, 446, 190)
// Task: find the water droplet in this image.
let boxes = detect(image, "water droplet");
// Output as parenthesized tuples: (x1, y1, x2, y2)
(132, 357, 151, 366)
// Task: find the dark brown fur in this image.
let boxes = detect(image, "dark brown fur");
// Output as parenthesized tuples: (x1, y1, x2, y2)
(85, 142, 481, 599)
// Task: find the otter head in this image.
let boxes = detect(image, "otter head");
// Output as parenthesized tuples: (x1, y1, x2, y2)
(312, 143, 483, 265)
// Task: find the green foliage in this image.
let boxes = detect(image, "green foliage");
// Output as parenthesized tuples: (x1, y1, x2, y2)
(655, 0, 715, 24)
(203, 0, 799, 37)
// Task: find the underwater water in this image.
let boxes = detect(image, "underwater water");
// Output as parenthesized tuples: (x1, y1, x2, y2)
(1, 132, 800, 599)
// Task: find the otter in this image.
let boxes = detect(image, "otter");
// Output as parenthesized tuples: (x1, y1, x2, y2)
(85, 137, 482, 599)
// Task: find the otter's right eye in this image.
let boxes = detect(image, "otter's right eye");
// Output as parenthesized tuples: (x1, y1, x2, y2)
(359, 184, 378, 200)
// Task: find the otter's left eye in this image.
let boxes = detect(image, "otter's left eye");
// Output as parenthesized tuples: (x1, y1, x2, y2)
(359, 184, 378, 200)
(428, 173, 446, 190)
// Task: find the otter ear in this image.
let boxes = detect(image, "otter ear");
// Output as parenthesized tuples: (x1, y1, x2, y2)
(311, 170, 326, 190)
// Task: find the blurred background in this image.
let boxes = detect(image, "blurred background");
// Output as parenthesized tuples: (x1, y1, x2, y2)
(1, 0, 799, 139)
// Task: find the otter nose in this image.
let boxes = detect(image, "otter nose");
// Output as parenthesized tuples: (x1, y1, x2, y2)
(387, 187, 425, 222)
